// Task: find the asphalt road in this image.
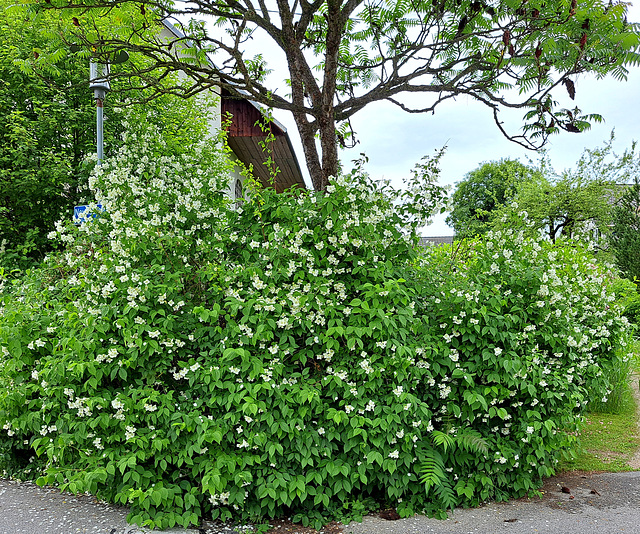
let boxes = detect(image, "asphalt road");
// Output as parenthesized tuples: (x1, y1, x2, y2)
(345, 471, 640, 534)
(1, 471, 639, 534)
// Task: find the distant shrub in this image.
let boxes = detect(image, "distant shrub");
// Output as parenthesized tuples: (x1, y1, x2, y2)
(610, 277, 640, 332)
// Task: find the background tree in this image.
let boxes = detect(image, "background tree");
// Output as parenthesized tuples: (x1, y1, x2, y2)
(490, 137, 639, 243)
(446, 159, 542, 238)
(0, 5, 98, 270)
(610, 180, 640, 281)
(22, 0, 640, 191)
(505, 175, 614, 242)
(0, 1, 220, 272)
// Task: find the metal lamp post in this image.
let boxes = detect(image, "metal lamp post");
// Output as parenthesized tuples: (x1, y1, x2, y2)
(89, 61, 110, 163)
(75, 51, 127, 224)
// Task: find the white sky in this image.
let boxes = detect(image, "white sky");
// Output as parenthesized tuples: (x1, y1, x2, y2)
(256, 3, 640, 236)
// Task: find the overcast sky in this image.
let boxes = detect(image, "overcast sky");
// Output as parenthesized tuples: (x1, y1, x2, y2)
(261, 3, 640, 236)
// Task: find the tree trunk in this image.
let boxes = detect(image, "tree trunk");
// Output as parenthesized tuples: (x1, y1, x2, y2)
(280, 9, 333, 192)
(318, 114, 339, 191)
(294, 111, 325, 192)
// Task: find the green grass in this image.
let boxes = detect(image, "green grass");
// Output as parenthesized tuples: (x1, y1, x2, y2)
(558, 372, 639, 473)
(558, 338, 640, 473)
(559, 410, 638, 472)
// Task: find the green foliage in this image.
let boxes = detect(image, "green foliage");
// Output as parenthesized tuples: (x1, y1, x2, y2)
(0, 111, 631, 529)
(489, 137, 639, 243)
(411, 233, 631, 511)
(610, 181, 640, 282)
(0, 0, 214, 274)
(0, 3, 97, 271)
(610, 278, 640, 332)
(446, 159, 542, 238)
(624, 297, 640, 330)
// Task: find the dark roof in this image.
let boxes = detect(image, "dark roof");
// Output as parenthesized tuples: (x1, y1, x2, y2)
(222, 93, 305, 193)
(160, 20, 306, 192)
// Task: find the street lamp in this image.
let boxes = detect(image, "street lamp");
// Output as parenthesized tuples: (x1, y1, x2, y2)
(89, 61, 110, 163)
(75, 51, 128, 224)
(88, 50, 129, 163)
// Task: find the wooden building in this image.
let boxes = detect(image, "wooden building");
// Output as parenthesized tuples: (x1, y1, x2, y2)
(160, 20, 307, 199)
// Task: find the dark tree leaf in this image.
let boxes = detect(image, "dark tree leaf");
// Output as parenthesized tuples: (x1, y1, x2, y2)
(562, 78, 576, 100)
(580, 33, 588, 50)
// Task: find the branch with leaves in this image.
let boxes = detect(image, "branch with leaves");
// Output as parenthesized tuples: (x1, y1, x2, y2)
(19, 0, 640, 190)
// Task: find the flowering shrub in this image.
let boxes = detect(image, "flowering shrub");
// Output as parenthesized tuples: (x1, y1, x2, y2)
(0, 114, 630, 529)
(413, 232, 631, 506)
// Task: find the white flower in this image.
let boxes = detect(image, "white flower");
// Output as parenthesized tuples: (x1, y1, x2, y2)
(172, 367, 188, 380)
(388, 450, 399, 459)
(125, 425, 136, 440)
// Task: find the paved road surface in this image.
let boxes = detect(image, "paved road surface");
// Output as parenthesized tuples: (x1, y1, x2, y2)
(345, 471, 640, 534)
(1, 471, 639, 534)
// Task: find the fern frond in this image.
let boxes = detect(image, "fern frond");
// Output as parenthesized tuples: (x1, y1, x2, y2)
(419, 448, 447, 492)
(456, 429, 489, 455)
(431, 430, 454, 452)
(434, 478, 458, 509)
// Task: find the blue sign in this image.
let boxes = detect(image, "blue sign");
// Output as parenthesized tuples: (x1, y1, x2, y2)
(74, 204, 105, 224)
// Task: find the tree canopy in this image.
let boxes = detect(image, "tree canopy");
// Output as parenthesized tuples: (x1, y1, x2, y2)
(20, 0, 640, 190)
(610, 180, 640, 281)
(0, 4, 98, 270)
(486, 137, 639, 243)
(446, 159, 542, 238)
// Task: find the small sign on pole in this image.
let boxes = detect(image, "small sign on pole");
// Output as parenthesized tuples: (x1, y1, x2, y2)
(74, 204, 105, 225)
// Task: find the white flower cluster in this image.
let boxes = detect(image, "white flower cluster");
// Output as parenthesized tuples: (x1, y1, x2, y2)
(209, 491, 230, 507)
(68, 397, 92, 417)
